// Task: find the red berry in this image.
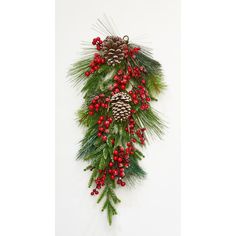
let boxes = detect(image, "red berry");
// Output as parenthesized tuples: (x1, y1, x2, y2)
(97, 132, 102, 137)
(121, 85, 126, 90)
(117, 179, 122, 185)
(113, 150, 118, 155)
(88, 111, 94, 116)
(97, 120, 102, 125)
(110, 175, 115, 180)
(104, 121, 110, 126)
(114, 75, 119, 81)
(118, 163, 123, 168)
(120, 172, 125, 178)
(117, 157, 123, 163)
(102, 136, 107, 141)
(127, 142, 131, 147)
(91, 192, 94, 195)
(118, 70, 123, 75)
(99, 116, 104, 120)
(122, 79, 127, 84)
(99, 127, 104, 132)
(85, 71, 90, 77)
(114, 170, 118, 176)
(109, 162, 113, 167)
(89, 105, 94, 110)
(113, 156, 118, 161)
(121, 181, 126, 187)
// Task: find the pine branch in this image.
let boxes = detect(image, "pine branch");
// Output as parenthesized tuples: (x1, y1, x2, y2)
(100, 185, 120, 225)
(97, 186, 108, 203)
(69, 56, 93, 87)
(134, 108, 166, 139)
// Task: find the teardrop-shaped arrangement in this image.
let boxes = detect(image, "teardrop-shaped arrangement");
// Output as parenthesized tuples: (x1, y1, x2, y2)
(69, 20, 166, 225)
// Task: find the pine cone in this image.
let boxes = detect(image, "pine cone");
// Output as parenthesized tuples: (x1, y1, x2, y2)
(111, 92, 132, 121)
(102, 36, 127, 66)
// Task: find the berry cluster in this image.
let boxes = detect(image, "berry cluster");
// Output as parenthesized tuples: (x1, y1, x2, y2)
(125, 117, 136, 135)
(124, 47, 140, 59)
(107, 145, 134, 186)
(136, 128, 146, 145)
(91, 170, 106, 196)
(85, 53, 105, 77)
(88, 94, 110, 116)
(129, 86, 150, 110)
(92, 37, 103, 51)
(97, 116, 113, 142)
(110, 69, 131, 94)
(127, 65, 147, 80)
(125, 118, 146, 145)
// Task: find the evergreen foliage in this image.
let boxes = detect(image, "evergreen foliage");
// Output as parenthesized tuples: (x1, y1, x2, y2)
(69, 22, 166, 224)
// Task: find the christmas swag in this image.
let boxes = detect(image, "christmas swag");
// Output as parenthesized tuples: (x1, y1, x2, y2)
(69, 20, 166, 225)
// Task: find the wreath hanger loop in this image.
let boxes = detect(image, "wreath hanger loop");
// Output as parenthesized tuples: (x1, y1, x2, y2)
(123, 35, 129, 43)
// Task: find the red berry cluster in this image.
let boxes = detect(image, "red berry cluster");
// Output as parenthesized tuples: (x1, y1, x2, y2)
(125, 117, 136, 135)
(92, 37, 103, 51)
(107, 145, 134, 186)
(129, 86, 150, 110)
(85, 53, 105, 77)
(112, 69, 131, 93)
(97, 116, 113, 142)
(136, 128, 146, 145)
(88, 94, 110, 116)
(127, 65, 147, 79)
(125, 118, 146, 145)
(124, 47, 140, 59)
(91, 170, 106, 196)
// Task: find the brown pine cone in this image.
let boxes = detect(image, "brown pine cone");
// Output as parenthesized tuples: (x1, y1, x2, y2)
(111, 92, 132, 121)
(102, 36, 128, 66)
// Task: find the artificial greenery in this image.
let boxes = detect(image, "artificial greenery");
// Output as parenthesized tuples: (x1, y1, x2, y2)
(69, 22, 166, 225)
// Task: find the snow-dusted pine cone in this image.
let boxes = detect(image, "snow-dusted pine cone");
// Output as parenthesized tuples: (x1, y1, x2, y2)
(102, 36, 128, 66)
(111, 92, 132, 121)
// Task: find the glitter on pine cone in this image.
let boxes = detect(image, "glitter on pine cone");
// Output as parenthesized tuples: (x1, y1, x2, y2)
(111, 92, 132, 121)
(102, 36, 128, 67)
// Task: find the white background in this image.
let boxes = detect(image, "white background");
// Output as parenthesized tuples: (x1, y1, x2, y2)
(56, 0, 180, 235)
(0, 1, 236, 236)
